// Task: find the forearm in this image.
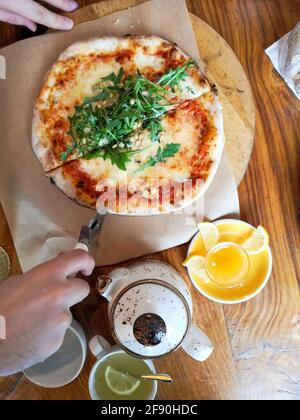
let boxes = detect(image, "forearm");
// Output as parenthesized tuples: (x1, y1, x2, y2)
(0, 308, 39, 376)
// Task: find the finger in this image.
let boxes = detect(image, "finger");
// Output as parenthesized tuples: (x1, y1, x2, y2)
(0, 8, 37, 31)
(60, 278, 90, 307)
(57, 250, 95, 277)
(42, 0, 78, 12)
(27, 250, 95, 281)
(0, 0, 74, 30)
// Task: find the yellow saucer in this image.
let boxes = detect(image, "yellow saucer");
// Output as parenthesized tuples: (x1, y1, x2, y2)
(187, 220, 273, 304)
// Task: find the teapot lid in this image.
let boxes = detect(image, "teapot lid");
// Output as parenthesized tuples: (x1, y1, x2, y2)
(110, 280, 191, 358)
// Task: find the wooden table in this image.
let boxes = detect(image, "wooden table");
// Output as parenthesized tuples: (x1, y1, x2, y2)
(0, 0, 300, 401)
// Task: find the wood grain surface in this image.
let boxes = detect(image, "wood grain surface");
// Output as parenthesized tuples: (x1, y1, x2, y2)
(0, 0, 300, 401)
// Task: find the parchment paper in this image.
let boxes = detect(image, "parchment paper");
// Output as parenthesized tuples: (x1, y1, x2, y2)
(0, 0, 239, 272)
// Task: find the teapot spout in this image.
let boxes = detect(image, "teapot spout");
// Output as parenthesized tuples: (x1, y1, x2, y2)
(182, 324, 214, 362)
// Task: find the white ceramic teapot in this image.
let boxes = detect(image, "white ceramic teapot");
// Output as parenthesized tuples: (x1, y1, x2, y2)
(97, 260, 213, 362)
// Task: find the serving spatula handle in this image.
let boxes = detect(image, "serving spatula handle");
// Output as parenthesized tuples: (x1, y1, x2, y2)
(68, 213, 105, 279)
(74, 243, 89, 253)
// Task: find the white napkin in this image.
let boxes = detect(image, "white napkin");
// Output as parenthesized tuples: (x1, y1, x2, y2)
(266, 21, 300, 99)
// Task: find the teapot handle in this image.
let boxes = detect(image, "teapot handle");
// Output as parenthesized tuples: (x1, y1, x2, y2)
(96, 268, 131, 301)
(89, 335, 112, 359)
(96, 275, 113, 297)
(181, 324, 214, 362)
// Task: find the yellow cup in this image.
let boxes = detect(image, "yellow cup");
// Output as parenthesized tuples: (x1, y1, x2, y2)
(205, 242, 250, 289)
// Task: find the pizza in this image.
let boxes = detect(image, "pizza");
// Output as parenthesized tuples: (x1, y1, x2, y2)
(32, 35, 224, 215)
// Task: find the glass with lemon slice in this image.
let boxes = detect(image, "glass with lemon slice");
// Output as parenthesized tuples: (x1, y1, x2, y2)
(91, 351, 157, 400)
(183, 220, 272, 304)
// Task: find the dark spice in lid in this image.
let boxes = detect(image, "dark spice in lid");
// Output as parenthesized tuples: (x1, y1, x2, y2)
(133, 313, 166, 346)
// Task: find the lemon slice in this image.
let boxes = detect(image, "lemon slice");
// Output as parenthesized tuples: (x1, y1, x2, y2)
(183, 255, 205, 271)
(183, 255, 210, 283)
(242, 226, 269, 255)
(105, 366, 141, 396)
(197, 222, 220, 252)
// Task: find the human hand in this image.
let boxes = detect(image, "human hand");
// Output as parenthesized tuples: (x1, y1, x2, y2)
(0, 249, 95, 376)
(0, 0, 78, 32)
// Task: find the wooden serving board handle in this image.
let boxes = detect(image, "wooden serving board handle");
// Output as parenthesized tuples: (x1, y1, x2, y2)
(65, 0, 255, 185)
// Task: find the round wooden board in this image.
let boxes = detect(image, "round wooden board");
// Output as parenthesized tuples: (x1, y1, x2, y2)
(66, 0, 255, 185)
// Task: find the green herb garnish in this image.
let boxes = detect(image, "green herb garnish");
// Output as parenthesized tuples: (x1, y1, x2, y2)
(135, 143, 181, 173)
(158, 60, 197, 92)
(145, 119, 163, 143)
(83, 91, 110, 105)
(62, 60, 196, 170)
(87, 148, 144, 172)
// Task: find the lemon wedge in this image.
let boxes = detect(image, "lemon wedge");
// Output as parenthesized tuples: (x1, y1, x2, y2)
(197, 222, 220, 252)
(105, 366, 141, 396)
(242, 226, 269, 255)
(183, 255, 205, 271)
(183, 255, 210, 283)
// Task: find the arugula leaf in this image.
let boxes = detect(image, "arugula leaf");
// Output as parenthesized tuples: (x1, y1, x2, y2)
(144, 119, 163, 143)
(102, 68, 124, 85)
(104, 149, 131, 171)
(65, 62, 192, 170)
(159, 143, 182, 158)
(104, 148, 143, 171)
(136, 143, 181, 173)
(83, 91, 110, 105)
(85, 149, 104, 160)
(117, 67, 124, 84)
(158, 60, 197, 92)
(60, 144, 76, 161)
(87, 147, 145, 171)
